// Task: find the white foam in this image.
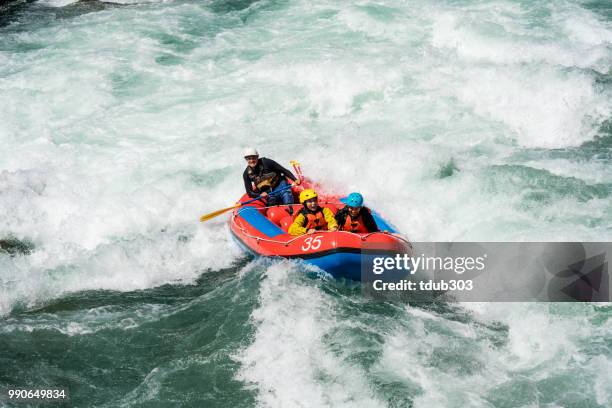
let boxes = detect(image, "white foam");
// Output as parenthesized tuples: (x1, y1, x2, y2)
(371, 302, 610, 407)
(462, 303, 597, 372)
(428, 3, 612, 148)
(100, 0, 170, 4)
(0, 164, 241, 315)
(0, 303, 171, 335)
(449, 67, 608, 148)
(235, 263, 384, 407)
(591, 354, 612, 405)
(372, 321, 495, 408)
(1, 0, 611, 316)
(519, 159, 612, 185)
(37, 0, 167, 6)
(37, 0, 80, 8)
(431, 10, 611, 71)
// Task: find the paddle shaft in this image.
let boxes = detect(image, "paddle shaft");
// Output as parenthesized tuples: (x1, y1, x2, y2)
(240, 183, 293, 205)
(200, 184, 294, 222)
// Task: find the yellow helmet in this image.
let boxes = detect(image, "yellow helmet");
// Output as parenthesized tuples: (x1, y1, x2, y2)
(299, 189, 318, 204)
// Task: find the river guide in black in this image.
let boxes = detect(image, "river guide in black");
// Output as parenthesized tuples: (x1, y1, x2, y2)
(242, 147, 300, 211)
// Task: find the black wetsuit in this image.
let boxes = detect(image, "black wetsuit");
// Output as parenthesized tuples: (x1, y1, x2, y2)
(243, 157, 297, 198)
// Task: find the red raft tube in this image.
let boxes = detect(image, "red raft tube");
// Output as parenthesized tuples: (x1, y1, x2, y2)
(229, 183, 412, 281)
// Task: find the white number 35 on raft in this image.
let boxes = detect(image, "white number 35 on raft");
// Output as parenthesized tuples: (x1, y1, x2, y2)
(301, 236, 322, 251)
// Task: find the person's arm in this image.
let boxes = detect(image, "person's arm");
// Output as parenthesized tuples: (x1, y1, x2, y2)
(264, 158, 297, 182)
(323, 208, 338, 231)
(362, 208, 380, 232)
(334, 209, 347, 231)
(288, 213, 307, 236)
(243, 170, 259, 198)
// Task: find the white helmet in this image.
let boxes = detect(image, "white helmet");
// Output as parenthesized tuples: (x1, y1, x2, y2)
(243, 147, 259, 158)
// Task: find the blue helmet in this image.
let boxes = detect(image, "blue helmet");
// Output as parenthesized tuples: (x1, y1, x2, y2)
(346, 192, 364, 208)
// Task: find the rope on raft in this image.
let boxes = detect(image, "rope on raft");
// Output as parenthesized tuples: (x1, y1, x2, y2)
(231, 203, 412, 248)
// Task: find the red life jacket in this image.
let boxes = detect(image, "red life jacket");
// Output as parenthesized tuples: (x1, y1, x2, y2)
(341, 213, 369, 233)
(300, 208, 328, 230)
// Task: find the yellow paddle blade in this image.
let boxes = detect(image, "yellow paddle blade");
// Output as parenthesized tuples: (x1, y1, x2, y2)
(199, 203, 240, 222)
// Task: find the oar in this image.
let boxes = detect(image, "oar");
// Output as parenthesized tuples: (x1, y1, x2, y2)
(290, 160, 304, 182)
(199, 184, 293, 223)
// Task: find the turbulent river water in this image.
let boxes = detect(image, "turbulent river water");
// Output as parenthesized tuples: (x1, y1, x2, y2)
(1, 0, 611, 406)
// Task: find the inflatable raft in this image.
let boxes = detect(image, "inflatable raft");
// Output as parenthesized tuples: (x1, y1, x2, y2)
(229, 182, 412, 280)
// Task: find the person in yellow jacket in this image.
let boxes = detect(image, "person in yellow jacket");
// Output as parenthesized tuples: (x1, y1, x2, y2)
(289, 189, 338, 236)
